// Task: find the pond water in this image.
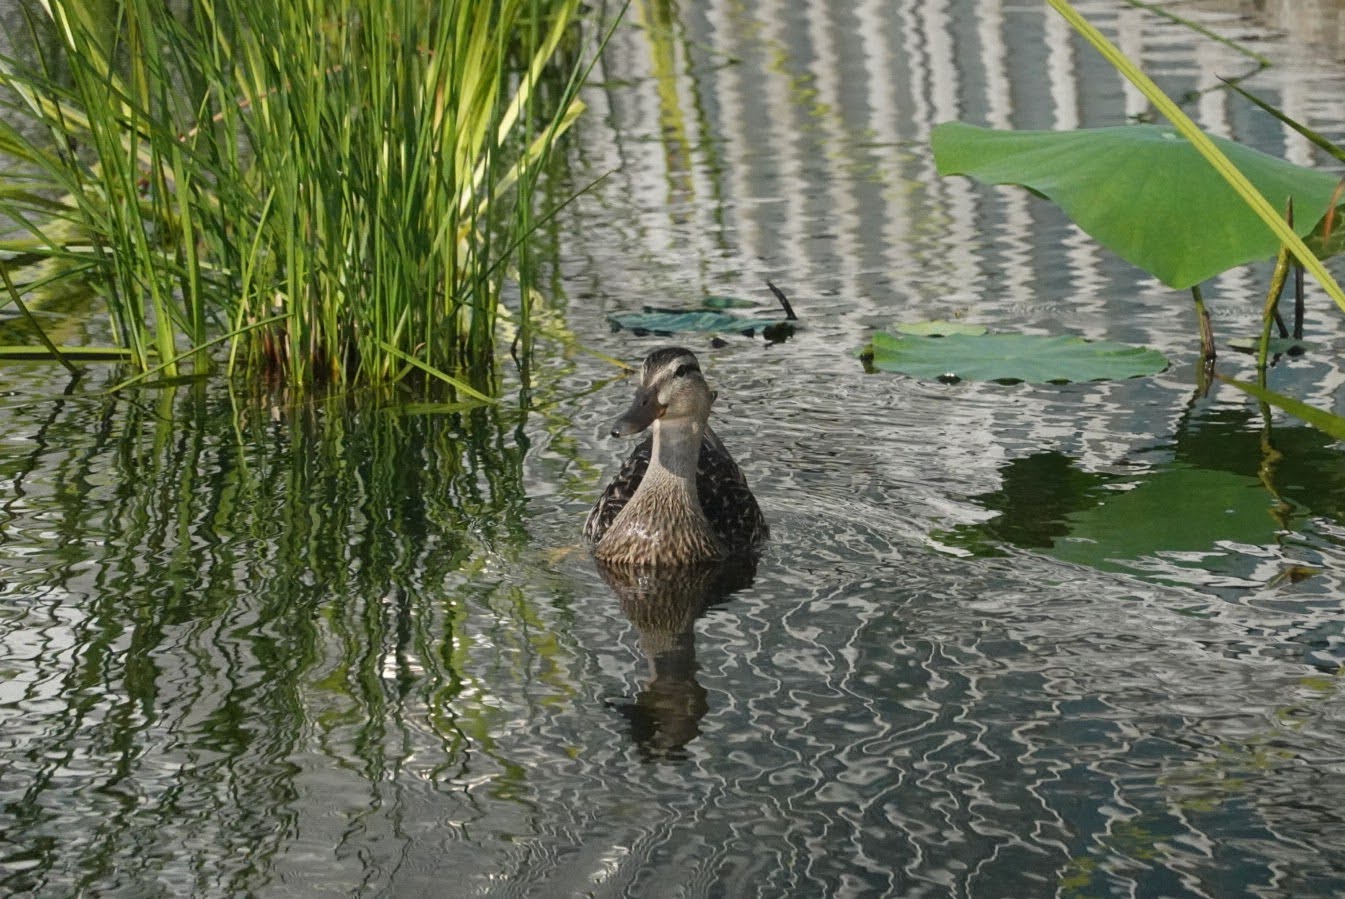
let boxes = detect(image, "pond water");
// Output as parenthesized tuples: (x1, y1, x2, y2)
(4, 1, 1345, 896)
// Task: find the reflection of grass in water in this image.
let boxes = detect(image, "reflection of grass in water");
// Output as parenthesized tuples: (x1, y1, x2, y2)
(0, 0, 589, 387)
(1057, 855, 1098, 897)
(1096, 673, 1345, 898)
(0, 375, 585, 893)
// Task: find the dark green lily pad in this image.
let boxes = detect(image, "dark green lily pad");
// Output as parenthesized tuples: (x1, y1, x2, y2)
(609, 307, 787, 336)
(1050, 466, 1276, 572)
(865, 331, 1168, 383)
(932, 122, 1344, 289)
(895, 320, 987, 337)
(702, 295, 758, 309)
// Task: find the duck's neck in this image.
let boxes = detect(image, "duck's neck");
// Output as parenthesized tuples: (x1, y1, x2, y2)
(650, 416, 704, 486)
(596, 414, 723, 566)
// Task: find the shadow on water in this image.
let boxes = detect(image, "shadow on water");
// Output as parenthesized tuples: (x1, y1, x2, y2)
(597, 555, 759, 761)
(938, 399, 1345, 591)
(0, 380, 545, 895)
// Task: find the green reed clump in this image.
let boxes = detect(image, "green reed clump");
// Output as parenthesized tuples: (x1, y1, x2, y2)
(0, 0, 588, 388)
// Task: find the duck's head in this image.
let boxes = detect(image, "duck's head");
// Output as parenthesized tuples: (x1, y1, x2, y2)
(610, 347, 716, 438)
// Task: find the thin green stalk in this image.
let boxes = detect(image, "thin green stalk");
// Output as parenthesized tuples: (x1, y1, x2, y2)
(1121, 0, 1271, 68)
(1258, 244, 1292, 374)
(0, 345, 132, 360)
(1216, 374, 1345, 440)
(1190, 285, 1214, 360)
(1258, 202, 1296, 375)
(0, 260, 77, 374)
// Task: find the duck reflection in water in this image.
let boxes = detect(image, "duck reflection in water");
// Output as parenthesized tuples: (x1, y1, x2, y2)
(586, 347, 767, 758)
(596, 556, 758, 760)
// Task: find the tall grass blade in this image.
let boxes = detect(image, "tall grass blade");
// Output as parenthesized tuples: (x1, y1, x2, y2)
(376, 341, 499, 405)
(1219, 80, 1345, 165)
(0, 261, 77, 374)
(1216, 374, 1345, 441)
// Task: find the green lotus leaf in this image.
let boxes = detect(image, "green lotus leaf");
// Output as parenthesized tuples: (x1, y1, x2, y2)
(866, 331, 1168, 383)
(932, 122, 1344, 289)
(895, 320, 988, 337)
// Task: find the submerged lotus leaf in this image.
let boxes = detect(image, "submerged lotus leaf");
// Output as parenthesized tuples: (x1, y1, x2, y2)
(1050, 467, 1277, 573)
(935, 460, 1282, 577)
(702, 295, 758, 309)
(609, 308, 787, 335)
(866, 331, 1168, 383)
(932, 122, 1344, 289)
(1225, 336, 1312, 355)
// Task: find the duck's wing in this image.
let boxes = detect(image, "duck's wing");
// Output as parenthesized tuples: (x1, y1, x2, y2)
(584, 434, 652, 542)
(697, 427, 769, 550)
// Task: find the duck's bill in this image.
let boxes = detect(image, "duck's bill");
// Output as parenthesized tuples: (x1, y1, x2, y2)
(610, 386, 665, 437)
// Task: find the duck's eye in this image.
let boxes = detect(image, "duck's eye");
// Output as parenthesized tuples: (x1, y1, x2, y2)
(674, 363, 693, 378)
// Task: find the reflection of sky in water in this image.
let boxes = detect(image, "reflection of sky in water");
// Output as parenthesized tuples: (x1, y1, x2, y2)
(3, 1, 1345, 896)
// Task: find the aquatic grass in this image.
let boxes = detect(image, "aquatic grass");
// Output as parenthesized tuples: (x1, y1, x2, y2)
(0, 0, 593, 389)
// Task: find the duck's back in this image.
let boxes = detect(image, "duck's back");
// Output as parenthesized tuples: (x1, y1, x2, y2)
(695, 429, 768, 550)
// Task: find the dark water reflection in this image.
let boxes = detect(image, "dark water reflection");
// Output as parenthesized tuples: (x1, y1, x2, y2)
(598, 557, 759, 761)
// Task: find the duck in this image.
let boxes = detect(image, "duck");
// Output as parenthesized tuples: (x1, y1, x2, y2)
(585, 347, 768, 566)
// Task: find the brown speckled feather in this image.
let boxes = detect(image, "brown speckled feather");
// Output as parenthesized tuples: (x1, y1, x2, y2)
(695, 428, 768, 550)
(585, 427, 767, 551)
(583, 434, 652, 542)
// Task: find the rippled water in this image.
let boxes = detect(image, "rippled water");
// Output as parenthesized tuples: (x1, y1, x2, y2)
(5, 1, 1345, 897)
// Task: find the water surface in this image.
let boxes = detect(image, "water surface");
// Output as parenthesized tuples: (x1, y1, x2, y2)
(5, 1, 1345, 896)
